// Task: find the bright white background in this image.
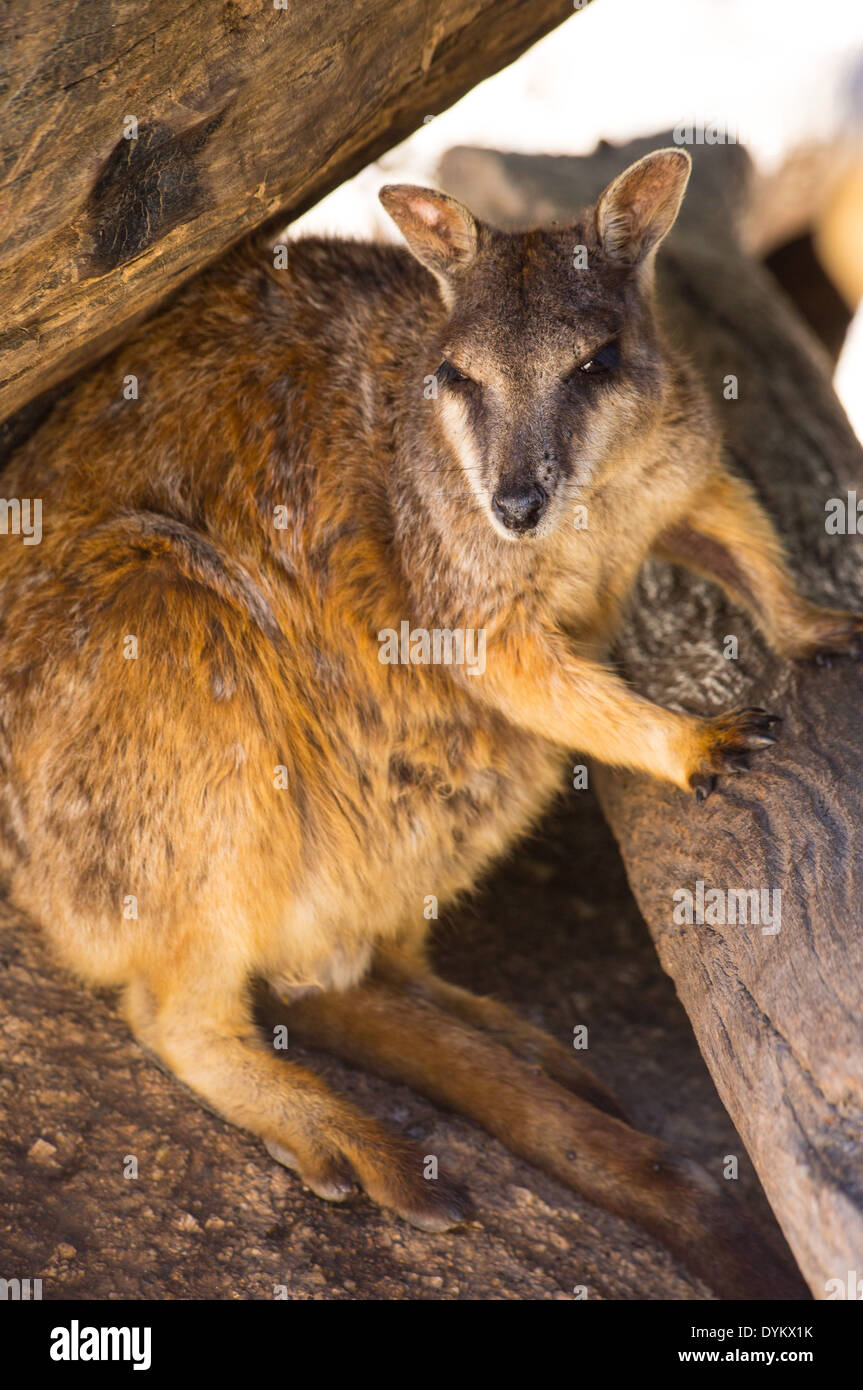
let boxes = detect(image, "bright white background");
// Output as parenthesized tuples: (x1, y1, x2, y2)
(294, 0, 863, 437)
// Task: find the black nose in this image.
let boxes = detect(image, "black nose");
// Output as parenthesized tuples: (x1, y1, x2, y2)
(491, 482, 548, 533)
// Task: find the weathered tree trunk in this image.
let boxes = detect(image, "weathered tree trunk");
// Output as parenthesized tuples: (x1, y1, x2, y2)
(0, 0, 577, 425)
(439, 137, 863, 1298)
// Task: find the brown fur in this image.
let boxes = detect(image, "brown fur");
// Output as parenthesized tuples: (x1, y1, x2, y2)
(0, 149, 855, 1297)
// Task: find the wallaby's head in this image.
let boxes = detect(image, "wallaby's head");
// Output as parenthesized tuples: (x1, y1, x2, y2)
(380, 148, 691, 541)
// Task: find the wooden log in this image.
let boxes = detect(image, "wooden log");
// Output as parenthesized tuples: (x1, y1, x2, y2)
(0, 0, 577, 426)
(438, 136, 863, 1297)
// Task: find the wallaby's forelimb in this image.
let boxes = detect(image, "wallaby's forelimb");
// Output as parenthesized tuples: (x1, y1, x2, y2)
(462, 628, 779, 794)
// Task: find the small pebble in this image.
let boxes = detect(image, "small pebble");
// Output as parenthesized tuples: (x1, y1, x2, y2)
(27, 1138, 57, 1166)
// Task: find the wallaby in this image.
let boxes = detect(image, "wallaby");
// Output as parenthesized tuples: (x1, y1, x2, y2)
(1, 148, 857, 1299)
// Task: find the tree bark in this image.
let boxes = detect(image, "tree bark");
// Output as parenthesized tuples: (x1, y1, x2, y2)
(439, 136, 863, 1298)
(0, 0, 577, 425)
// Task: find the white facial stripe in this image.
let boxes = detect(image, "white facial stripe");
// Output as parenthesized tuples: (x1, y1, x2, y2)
(439, 394, 485, 504)
(438, 395, 519, 541)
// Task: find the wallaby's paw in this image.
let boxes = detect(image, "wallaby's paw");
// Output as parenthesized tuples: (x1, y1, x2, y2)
(357, 1140, 472, 1231)
(266, 1132, 471, 1231)
(265, 1139, 356, 1202)
(688, 706, 781, 802)
(392, 1173, 473, 1233)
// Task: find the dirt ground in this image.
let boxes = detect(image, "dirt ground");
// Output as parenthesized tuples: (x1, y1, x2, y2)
(0, 782, 795, 1301)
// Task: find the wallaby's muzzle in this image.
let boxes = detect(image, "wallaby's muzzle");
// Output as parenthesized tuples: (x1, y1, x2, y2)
(491, 479, 548, 533)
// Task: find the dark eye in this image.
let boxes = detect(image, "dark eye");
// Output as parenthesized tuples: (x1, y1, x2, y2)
(579, 340, 620, 376)
(436, 359, 473, 388)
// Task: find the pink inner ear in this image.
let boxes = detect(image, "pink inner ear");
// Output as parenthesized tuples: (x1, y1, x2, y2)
(411, 199, 443, 229)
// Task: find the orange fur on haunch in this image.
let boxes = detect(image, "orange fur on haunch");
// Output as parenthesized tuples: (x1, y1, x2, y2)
(0, 149, 851, 1295)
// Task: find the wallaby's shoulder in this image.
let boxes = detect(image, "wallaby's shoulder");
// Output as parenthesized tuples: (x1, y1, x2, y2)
(185, 230, 440, 363)
(1, 228, 428, 503)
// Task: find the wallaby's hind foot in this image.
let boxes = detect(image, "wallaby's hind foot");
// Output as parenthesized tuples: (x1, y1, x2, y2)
(124, 970, 470, 1233)
(265, 1141, 356, 1203)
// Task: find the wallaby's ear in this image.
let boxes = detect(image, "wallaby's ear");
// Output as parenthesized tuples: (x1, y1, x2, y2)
(379, 184, 478, 287)
(595, 148, 691, 266)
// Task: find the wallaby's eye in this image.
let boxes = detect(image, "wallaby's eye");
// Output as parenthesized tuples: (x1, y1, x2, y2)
(579, 340, 620, 376)
(436, 359, 473, 388)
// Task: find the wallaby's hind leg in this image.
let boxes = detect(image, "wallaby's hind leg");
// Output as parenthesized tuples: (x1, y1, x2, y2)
(280, 972, 804, 1300)
(372, 949, 628, 1121)
(122, 972, 468, 1232)
(656, 469, 863, 662)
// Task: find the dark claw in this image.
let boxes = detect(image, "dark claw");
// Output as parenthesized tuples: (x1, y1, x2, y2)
(740, 707, 781, 729)
(734, 709, 781, 749)
(438, 1180, 475, 1228)
(727, 752, 751, 772)
(690, 773, 715, 803)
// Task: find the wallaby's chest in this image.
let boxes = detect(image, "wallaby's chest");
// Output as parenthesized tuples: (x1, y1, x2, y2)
(283, 654, 567, 950)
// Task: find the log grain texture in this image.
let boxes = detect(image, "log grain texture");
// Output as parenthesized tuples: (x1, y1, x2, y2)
(0, 0, 577, 425)
(439, 135, 863, 1297)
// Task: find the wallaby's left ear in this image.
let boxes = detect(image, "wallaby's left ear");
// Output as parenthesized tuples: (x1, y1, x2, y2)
(379, 184, 479, 288)
(595, 148, 691, 266)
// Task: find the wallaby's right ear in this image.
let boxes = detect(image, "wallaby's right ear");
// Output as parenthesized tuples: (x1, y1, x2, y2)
(595, 148, 691, 267)
(379, 185, 478, 288)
